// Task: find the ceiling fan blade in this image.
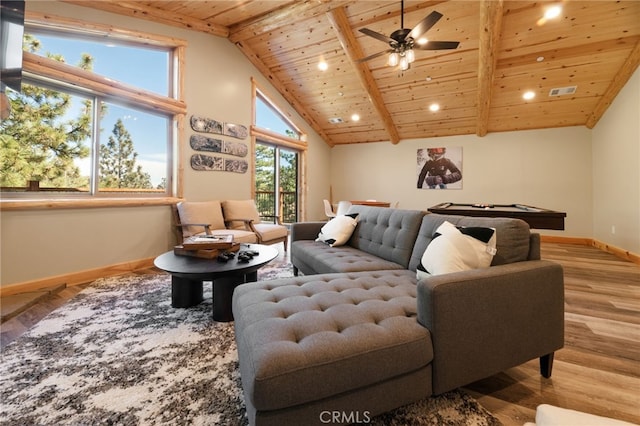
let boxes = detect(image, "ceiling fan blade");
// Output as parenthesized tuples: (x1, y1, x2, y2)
(415, 41, 460, 50)
(408, 11, 443, 41)
(356, 49, 393, 63)
(359, 28, 394, 44)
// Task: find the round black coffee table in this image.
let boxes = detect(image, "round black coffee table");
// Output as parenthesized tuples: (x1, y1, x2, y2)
(154, 244, 278, 322)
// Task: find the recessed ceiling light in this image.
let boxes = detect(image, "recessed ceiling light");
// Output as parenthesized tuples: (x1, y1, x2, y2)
(417, 37, 428, 46)
(544, 5, 562, 20)
(536, 56, 545, 62)
(426, 76, 432, 81)
(523, 91, 536, 100)
(351, 114, 360, 122)
(429, 103, 440, 112)
(537, 4, 562, 26)
(318, 61, 328, 71)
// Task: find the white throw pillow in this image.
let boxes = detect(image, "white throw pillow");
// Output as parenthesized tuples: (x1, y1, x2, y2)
(316, 214, 359, 247)
(417, 221, 497, 279)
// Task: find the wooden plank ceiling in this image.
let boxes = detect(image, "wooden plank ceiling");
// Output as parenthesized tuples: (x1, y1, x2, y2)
(65, 1, 640, 146)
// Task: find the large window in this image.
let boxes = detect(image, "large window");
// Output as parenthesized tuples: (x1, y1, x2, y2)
(0, 15, 185, 202)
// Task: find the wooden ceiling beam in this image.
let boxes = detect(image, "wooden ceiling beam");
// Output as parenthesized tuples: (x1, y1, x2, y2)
(234, 39, 334, 147)
(229, 0, 352, 43)
(326, 7, 400, 145)
(61, 1, 229, 37)
(476, 0, 504, 137)
(586, 40, 640, 129)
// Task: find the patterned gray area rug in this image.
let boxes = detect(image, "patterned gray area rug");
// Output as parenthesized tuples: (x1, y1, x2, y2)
(0, 265, 501, 426)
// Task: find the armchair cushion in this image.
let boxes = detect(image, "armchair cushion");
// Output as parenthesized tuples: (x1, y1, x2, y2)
(177, 200, 226, 237)
(222, 199, 262, 229)
(254, 223, 288, 241)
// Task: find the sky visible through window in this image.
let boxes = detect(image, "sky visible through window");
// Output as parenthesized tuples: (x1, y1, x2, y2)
(33, 34, 170, 94)
(256, 97, 297, 137)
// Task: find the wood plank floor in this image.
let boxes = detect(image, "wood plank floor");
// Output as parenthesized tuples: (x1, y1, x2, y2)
(1, 243, 639, 425)
(465, 243, 640, 425)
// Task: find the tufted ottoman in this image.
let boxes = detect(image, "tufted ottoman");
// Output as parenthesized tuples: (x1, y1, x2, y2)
(232, 269, 433, 426)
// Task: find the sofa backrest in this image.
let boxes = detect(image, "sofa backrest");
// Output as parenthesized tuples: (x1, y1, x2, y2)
(408, 213, 536, 271)
(347, 205, 427, 269)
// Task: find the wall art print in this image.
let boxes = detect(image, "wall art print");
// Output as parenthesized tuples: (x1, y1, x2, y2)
(190, 134, 248, 158)
(416, 146, 463, 190)
(190, 115, 248, 140)
(190, 154, 248, 174)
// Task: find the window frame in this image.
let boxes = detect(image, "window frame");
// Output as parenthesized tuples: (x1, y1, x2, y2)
(0, 11, 187, 211)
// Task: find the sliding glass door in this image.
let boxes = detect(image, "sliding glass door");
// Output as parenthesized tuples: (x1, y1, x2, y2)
(255, 142, 298, 224)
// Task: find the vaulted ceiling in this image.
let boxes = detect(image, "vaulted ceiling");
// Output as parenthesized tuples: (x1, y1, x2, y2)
(65, 1, 640, 146)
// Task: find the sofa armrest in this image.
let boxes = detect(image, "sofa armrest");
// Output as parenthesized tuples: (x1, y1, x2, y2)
(417, 260, 564, 394)
(290, 221, 325, 242)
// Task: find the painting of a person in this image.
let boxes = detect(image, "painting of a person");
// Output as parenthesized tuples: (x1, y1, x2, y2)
(417, 147, 462, 189)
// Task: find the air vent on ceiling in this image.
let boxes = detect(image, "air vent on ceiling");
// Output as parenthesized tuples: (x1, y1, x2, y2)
(549, 86, 577, 97)
(329, 117, 344, 124)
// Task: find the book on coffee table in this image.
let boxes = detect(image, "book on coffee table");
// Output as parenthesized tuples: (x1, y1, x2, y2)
(181, 234, 234, 250)
(173, 242, 239, 259)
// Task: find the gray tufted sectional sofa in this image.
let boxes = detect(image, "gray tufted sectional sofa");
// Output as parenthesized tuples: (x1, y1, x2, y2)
(232, 205, 564, 426)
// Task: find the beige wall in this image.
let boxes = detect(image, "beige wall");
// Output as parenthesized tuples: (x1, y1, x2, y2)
(1, 206, 174, 281)
(592, 67, 640, 253)
(0, 1, 331, 287)
(331, 126, 593, 237)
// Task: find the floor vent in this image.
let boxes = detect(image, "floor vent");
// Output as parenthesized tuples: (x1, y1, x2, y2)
(549, 86, 577, 97)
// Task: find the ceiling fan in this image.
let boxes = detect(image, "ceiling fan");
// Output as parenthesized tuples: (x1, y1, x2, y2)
(357, 0, 460, 70)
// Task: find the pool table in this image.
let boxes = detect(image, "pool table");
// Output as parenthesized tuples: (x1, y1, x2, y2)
(428, 203, 566, 230)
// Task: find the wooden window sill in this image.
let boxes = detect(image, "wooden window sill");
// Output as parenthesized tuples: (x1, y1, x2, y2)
(0, 197, 182, 211)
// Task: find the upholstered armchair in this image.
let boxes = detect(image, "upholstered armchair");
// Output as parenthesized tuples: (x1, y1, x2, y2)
(173, 200, 257, 245)
(222, 199, 288, 251)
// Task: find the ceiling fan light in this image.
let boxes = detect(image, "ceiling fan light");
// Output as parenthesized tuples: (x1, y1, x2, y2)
(406, 48, 415, 63)
(400, 55, 410, 71)
(388, 52, 399, 67)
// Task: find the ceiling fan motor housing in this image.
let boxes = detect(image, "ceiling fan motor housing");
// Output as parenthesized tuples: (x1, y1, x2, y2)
(390, 28, 413, 50)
